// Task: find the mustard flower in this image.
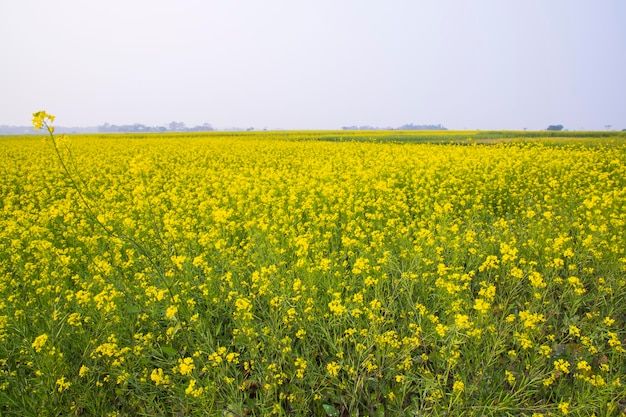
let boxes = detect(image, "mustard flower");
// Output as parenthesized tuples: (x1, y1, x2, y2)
(326, 361, 340, 377)
(177, 357, 195, 376)
(56, 377, 71, 392)
(31, 334, 48, 352)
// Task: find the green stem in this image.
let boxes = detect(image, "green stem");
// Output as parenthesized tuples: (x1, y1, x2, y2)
(42, 121, 171, 292)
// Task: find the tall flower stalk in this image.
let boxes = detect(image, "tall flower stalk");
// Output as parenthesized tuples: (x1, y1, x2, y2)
(32, 111, 176, 299)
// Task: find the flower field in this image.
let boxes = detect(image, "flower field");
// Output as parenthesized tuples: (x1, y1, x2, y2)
(1, 125, 625, 416)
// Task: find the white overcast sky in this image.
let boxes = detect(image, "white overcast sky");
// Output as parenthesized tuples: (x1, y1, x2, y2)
(1, 0, 625, 130)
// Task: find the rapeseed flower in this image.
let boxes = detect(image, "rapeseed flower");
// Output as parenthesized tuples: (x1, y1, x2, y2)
(176, 357, 195, 376)
(56, 377, 71, 392)
(165, 305, 178, 320)
(32, 111, 55, 130)
(326, 361, 340, 377)
(185, 379, 204, 397)
(31, 334, 48, 352)
(150, 368, 170, 387)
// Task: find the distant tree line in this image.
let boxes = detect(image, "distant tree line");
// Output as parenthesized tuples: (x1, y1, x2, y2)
(0, 125, 37, 135)
(98, 121, 214, 133)
(341, 123, 447, 130)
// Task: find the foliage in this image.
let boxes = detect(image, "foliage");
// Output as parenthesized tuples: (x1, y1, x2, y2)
(0, 114, 625, 416)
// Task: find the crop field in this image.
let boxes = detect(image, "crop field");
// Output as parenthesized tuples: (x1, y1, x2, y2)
(1, 121, 625, 416)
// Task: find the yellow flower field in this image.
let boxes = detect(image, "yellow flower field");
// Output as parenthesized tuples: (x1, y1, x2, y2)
(0, 120, 625, 415)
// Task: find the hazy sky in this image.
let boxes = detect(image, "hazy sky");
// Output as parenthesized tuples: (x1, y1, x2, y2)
(1, 1, 625, 130)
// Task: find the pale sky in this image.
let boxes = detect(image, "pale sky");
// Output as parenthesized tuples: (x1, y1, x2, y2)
(1, 1, 625, 130)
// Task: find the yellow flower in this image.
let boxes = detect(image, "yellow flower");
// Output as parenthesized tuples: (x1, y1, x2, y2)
(171, 255, 187, 270)
(208, 351, 223, 366)
(32, 110, 55, 130)
(226, 352, 240, 364)
(528, 271, 547, 288)
(569, 325, 581, 337)
(67, 312, 83, 327)
(185, 379, 204, 397)
(328, 297, 346, 316)
(454, 314, 471, 330)
(31, 334, 48, 352)
(150, 368, 170, 387)
(452, 380, 465, 393)
(516, 332, 533, 349)
(554, 359, 571, 374)
(435, 323, 449, 337)
(177, 357, 195, 375)
(165, 305, 178, 320)
(56, 377, 71, 392)
(326, 361, 340, 377)
(607, 332, 625, 352)
(473, 298, 490, 314)
(505, 370, 516, 384)
(79, 365, 89, 377)
(478, 256, 499, 272)
(538, 345, 552, 357)
(519, 310, 545, 329)
(295, 357, 307, 378)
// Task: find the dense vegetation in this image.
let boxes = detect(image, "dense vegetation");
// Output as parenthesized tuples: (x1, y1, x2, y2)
(1, 123, 625, 416)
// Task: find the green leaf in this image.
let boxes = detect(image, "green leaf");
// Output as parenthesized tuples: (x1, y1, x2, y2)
(161, 346, 177, 356)
(322, 403, 339, 416)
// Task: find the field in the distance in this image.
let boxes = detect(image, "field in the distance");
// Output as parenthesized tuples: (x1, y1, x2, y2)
(1, 130, 625, 416)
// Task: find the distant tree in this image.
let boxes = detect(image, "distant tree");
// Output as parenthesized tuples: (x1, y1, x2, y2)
(98, 123, 115, 132)
(546, 125, 564, 131)
(187, 123, 214, 132)
(399, 123, 447, 130)
(132, 123, 147, 132)
(342, 123, 447, 130)
(168, 121, 186, 131)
